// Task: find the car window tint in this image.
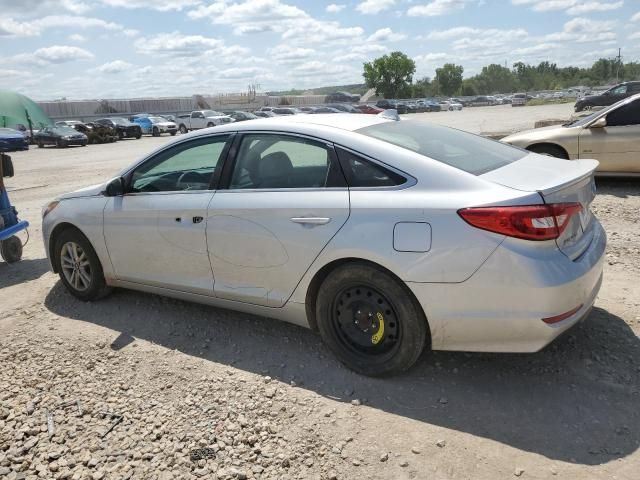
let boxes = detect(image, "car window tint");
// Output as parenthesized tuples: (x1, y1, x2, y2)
(357, 120, 526, 175)
(131, 136, 229, 193)
(606, 99, 640, 127)
(335, 148, 406, 187)
(229, 134, 334, 189)
(611, 85, 627, 95)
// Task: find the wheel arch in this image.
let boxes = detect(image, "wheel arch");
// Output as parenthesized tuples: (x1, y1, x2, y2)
(48, 222, 89, 273)
(303, 257, 431, 347)
(526, 142, 570, 159)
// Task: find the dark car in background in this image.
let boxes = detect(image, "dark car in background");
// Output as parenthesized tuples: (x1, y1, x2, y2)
(355, 105, 384, 114)
(222, 111, 259, 122)
(326, 103, 361, 113)
(95, 118, 142, 140)
(253, 111, 277, 118)
(325, 91, 361, 103)
(34, 126, 87, 148)
(0, 128, 29, 151)
(272, 107, 303, 115)
(375, 99, 408, 114)
(309, 106, 342, 113)
(575, 81, 640, 112)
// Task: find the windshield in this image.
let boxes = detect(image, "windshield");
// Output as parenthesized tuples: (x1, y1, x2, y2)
(149, 116, 168, 123)
(357, 120, 527, 175)
(110, 117, 131, 124)
(564, 96, 634, 127)
(54, 127, 79, 135)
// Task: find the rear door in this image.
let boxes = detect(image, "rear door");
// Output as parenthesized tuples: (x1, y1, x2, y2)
(206, 132, 349, 307)
(578, 98, 640, 173)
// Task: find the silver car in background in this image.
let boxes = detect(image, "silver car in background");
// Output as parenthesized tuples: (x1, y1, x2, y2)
(42, 114, 606, 376)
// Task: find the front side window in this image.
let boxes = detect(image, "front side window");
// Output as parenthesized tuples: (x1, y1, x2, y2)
(229, 134, 341, 189)
(610, 85, 627, 95)
(606, 99, 640, 127)
(130, 136, 230, 193)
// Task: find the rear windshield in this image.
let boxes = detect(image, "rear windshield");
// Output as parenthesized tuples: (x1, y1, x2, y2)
(357, 120, 527, 175)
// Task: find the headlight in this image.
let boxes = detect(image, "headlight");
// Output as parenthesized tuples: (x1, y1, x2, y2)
(42, 201, 60, 219)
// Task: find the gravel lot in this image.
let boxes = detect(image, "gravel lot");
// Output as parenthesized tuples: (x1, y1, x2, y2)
(1, 106, 639, 480)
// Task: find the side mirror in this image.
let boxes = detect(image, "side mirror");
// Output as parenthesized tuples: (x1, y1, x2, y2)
(590, 117, 607, 129)
(1, 154, 14, 178)
(104, 177, 125, 196)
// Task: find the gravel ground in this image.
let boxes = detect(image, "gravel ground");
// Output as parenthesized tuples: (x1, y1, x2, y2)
(1, 109, 639, 480)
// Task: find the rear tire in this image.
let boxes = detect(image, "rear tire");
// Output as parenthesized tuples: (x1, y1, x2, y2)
(528, 144, 569, 159)
(152, 127, 159, 137)
(179, 125, 188, 134)
(54, 229, 111, 301)
(316, 263, 428, 377)
(38, 141, 44, 148)
(0, 236, 23, 263)
(206, 122, 214, 128)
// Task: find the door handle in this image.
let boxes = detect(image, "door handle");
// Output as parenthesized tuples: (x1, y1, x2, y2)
(290, 217, 331, 225)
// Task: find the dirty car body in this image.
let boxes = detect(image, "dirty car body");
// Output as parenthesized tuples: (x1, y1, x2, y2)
(42, 114, 606, 375)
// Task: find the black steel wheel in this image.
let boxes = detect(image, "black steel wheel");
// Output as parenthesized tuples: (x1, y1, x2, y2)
(316, 263, 428, 376)
(0, 236, 23, 263)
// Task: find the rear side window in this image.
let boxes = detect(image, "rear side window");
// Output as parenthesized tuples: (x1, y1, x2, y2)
(336, 147, 406, 187)
(606, 99, 640, 126)
(357, 120, 527, 175)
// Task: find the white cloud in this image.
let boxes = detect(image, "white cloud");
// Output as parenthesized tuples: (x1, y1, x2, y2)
(68, 33, 86, 42)
(567, 1, 623, 15)
(135, 32, 227, 56)
(356, 0, 396, 14)
(268, 45, 316, 63)
(95, 60, 132, 74)
(98, 0, 200, 11)
(218, 67, 270, 79)
(35, 45, 93, 63)
(0, 15, 127, 38)
(367, 28, 407, 42)
(326, 3, 346, 12)
(408, 0, 472, 17)
(414, 52, 449, 62)
(632, 12, 640, 21)
(512, 0, 623, 15)
(629, 31, 640, 40)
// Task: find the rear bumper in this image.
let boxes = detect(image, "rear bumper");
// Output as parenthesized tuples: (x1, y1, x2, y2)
(407, 220, 606, 352)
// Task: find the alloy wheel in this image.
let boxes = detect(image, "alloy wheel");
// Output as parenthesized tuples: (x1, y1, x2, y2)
(60, 241, 92, 292)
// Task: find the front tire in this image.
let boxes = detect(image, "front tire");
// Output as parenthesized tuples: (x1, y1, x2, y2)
(54, 229, 111, 301)
(179, 125, 188, 134)
(152, 127, 159, 137)
(316, 263, 428, 377)
(0, 236, 23, 263)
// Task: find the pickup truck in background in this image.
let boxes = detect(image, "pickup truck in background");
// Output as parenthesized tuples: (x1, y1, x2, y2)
(176, 110, 235, 134)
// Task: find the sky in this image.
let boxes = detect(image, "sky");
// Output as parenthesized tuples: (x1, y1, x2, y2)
(0, 0, 638, 100)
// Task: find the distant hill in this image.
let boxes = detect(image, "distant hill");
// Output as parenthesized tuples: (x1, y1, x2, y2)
(266, 84, 368, 96)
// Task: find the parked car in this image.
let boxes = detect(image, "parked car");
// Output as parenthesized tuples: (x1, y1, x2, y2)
(41, 113, 605, 376)
(325, 91, 361, 103)
(469, 96, 492, 107)
(298, 106, 317, 113)
(222, 111, 259, 122)
(95, 118, 142, 140)
(272, 107, 304, 115)
(439, 100, 463, 111)
(355, 105, 384, 114)
(160, 114, 176, 123)
(422, 98, 441, 112)
(326, 103, 360, 113)
(574, 81, 640, 112)
(175, 110, 234, 134)
(133, 116, 178, 136)
(55, 120, 84, 128)
(254, 111, 277, 118)
(309, 107, 342, 114)
(77, 122, 118, 144)
(511, 93, 528, 107)
(34, 126, 88, 148)
(0, 128, 29, 151)
(260, 107, 275, 112)
(502, 93, 640, 175)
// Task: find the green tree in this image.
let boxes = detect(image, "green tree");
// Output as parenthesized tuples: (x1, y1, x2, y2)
(411, 76, 432, 97)
(363, 51, 416, 99)
(435, 63, 464, 96)
(475, 64, 517, 94)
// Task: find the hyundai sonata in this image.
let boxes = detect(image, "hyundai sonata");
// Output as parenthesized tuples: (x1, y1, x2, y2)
(42, 113, 606, 376)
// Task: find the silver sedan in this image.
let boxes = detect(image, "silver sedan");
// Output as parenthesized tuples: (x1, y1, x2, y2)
(42, 113, 606, 376)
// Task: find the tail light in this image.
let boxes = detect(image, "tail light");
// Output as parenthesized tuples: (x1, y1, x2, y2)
(458, 203, 582, 241)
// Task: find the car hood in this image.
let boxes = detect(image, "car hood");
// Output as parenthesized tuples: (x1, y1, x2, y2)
(155, 121, 176, 127)
(58, 182, 105, 200)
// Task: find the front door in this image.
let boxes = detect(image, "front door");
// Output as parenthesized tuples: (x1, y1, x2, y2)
(207, 132, 350, 307)
(103, 134, 231, 294)
(579, 98, 640, 173)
